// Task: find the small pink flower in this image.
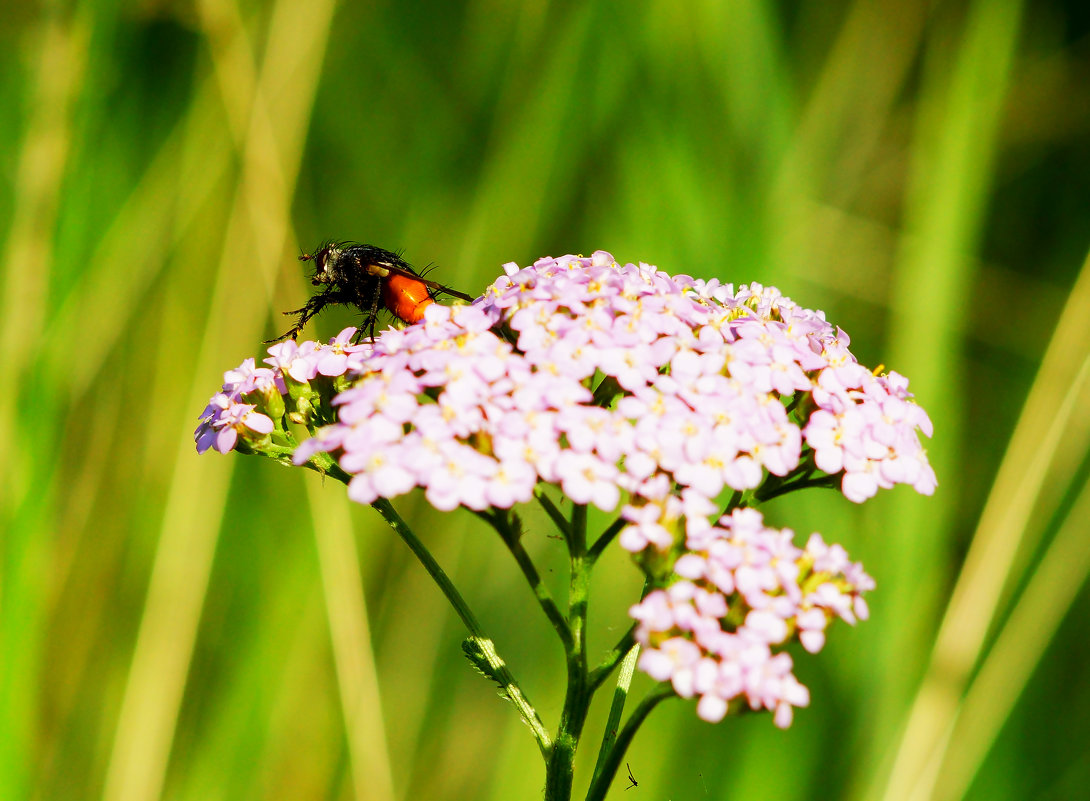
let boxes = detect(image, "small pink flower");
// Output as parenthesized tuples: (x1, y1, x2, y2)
(195, 393, 273, 454)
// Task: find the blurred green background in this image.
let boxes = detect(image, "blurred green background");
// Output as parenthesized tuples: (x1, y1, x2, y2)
(3, 0, 1089, 799)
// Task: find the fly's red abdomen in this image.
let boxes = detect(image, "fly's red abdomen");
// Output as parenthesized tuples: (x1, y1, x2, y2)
(382, 272, 434, 323)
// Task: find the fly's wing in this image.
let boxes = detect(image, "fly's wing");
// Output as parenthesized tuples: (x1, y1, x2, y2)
(360, 260, 474, 302)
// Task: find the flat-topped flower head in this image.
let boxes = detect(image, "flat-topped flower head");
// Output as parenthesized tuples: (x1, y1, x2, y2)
(274, 252, 933, 522)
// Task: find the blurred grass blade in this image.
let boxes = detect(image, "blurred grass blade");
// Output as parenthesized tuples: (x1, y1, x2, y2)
(693, 0, 793, 181)
(455, 2, 596, 265)
(0, 12, 85, 420)
(866, 0, 1024, 794)
(43, 79, 231, 398)
(101, 1, 334, 799)
(780, 0, 929, 200)
(772, 0, 929, 286)
(934, 375, 1090, 801)
(306, 481, 395, 801)
(0, 10, 87, 800)
(880, 241, 1090, 801)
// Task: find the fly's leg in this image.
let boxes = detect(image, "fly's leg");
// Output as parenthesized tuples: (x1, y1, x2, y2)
(353, 285, 383, 344)
(266, 287, 355, 343)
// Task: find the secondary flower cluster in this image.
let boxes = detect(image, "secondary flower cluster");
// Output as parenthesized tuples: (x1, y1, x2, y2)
(630, 507, 873, 728)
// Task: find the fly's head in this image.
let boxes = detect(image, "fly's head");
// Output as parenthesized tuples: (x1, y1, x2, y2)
(300, 242, 349, 286)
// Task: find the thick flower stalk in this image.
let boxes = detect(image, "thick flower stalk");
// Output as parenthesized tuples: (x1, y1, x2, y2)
(196, 251, 934, 799)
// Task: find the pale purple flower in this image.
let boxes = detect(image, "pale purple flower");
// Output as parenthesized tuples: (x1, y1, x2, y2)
(314, 327, 369, 376)
(194, 393, 274, 454)
(745, 608, 790, 644)
(264, 339, 320, 383)
(796, 607, 830, 653)
(346, 453, 417, 505)
(222, 357, 284, 397)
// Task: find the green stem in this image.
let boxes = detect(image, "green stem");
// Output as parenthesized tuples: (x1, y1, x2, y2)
(296, 445, 557, 753)
(544, 505, 592, 801)
(367, 498, 551, 753)
(587, 517, 626, 562)
(589, 624, 636, 690)
(481, 510, 573, 650)
(754, 473, 839, 503)
(588, 643, 640, 790)
(368, 499, 476, 631)
(304, 450, 353, 483)
(724, 489, 745, 513)
(584, 687, 674, 801)
(571, 504, 587, 550)
(537, 491, 573, 544)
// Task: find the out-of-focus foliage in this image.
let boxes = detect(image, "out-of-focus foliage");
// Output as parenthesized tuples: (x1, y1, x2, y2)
(2, 1, 1088, 800)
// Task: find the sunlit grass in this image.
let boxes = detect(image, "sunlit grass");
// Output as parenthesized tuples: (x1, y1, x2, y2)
(2, 1, 1087, 800)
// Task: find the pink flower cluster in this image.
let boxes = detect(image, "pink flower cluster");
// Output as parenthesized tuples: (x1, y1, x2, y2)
(195, 358, 281, 454)
(196, 250, 923, 727)
(630, 508, 873, 728)
(194, 328, 368, 453)
(289, 251, 933, 511)
(262, 327, 374, 383)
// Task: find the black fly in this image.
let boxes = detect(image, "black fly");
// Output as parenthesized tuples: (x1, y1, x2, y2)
(268, 242, 472, 344)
